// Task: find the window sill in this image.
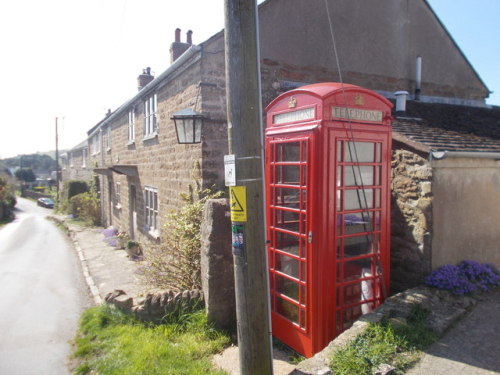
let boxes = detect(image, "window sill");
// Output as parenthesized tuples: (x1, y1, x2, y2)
(115, 203, 122, 210)
(144, 227, 160, 239)
(127, 140, 135, 146)
(143, 132, 158, 142)
(107, 147, 111, 152)
(148, 230, 160, 240)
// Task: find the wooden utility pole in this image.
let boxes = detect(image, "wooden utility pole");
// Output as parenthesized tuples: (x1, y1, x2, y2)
(224, 1, 273, 374)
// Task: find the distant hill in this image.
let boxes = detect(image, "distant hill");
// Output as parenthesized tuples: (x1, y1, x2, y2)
(1, 153, 58, 173)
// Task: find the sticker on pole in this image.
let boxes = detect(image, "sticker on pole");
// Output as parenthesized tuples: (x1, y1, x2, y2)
(229, 186, 247, 222)
(224, 154, 236, 187)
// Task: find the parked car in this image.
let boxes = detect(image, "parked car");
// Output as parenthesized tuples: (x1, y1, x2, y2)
(37, 197, 54, 208)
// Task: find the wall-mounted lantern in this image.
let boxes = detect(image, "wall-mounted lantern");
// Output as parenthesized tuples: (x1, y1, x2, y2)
(171, 108, 204, 144)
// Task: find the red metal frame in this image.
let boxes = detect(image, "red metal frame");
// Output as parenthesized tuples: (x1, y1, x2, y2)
(265, 83, 393, 357)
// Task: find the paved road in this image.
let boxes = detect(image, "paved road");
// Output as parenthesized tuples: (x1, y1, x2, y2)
(0, 198, 91, 375)
(407, 289, 500, 375)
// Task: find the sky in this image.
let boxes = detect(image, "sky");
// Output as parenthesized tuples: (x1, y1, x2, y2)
(0, 0, 498, 159)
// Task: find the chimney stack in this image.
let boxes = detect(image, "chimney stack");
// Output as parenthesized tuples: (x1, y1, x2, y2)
(137, 67, 154, 91)
(170, 28, 193, 63)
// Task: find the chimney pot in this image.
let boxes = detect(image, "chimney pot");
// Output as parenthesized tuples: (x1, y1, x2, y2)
(394, 91, 409, 114)
(137, 67, 154, 91)
(175, 28, 181, 43)
(187, 30, 193, 44)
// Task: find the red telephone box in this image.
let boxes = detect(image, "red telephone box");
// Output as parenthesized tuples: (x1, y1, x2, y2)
(265, 82, 392, 357)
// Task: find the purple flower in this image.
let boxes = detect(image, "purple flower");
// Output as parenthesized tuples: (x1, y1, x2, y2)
(425, 260, 500, 295)
(102, 227, 118, 238)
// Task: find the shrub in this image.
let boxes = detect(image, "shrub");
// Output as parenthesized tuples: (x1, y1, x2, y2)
(69, 192, 101, 226)
(425, 260, 500, 295)
(59, 180, 89, 212)
(141, 187, 224, 291)
(0, 177, 16, 218)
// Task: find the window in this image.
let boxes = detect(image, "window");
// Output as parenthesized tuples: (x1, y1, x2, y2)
(144, 186, 159, 235)
(128, 107, 136, 143)
(91, 136, 98, 155)
(143, 94, 158, 138)
(98, 130, 102, 153)
(106, 127, 111, 151)
(115, 182, 121, 209)
(82, 148, 87, 168)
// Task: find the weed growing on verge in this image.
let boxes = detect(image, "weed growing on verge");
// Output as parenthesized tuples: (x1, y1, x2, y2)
(73, 304, 230, 375)
(330, 305, 437, 375)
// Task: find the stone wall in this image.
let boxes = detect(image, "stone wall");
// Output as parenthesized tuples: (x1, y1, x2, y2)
(200, 198, 236, 330)
(105, 289, 204, 324)
(200, 34, 229, 191)
(391, 149, 433, 292)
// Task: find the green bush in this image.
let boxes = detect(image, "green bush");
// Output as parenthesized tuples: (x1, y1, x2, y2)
(59, 179, 90, 213)
(141, 187, 224, 291)
(65, 180, 88, 199)
(0, 177, 16, 218)
(70, 192, 101, 226)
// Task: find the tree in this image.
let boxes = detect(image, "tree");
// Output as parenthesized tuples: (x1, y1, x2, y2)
(15, 168, 36, 182)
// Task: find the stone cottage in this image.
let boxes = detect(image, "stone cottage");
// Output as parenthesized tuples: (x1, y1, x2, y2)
(60, 140, 91, 182)
(63, 0, 497, 291)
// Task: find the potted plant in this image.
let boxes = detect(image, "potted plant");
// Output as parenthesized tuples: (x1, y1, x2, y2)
(125, 240, 141, 257)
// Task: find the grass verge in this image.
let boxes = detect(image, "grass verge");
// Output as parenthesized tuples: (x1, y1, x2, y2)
(67, 217, 94, 228)
(330, 305, 438, 375)
(73, 304, 230, 375)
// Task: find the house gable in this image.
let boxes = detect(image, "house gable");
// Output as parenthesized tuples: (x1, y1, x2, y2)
(259, 0, 489, 103)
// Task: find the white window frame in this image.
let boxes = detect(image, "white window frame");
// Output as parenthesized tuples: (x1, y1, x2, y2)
(143, 93, 158, 139)
(82, 148, 87, 168)
(115, 182, 121, 209)
(91, 136, 97, 155)
(98, 130, 102, 154)
(128, 107, 136, 144)
(69, 152, 74, 167)
(144, 186, 159, 237)
(106, 127, 111, 151)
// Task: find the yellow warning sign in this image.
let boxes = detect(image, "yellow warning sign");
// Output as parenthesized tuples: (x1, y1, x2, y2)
(230, 186, 247, 222)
